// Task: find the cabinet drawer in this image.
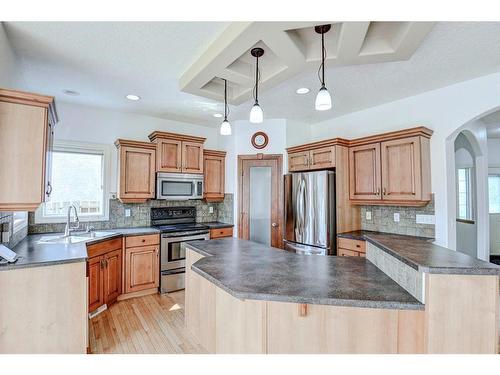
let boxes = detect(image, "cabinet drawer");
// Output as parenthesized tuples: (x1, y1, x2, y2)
(87, 237, 122, 258)
(210, 227, 233, 239)
(337, 248, 360, 257)
(125, 234, 160, 248)
(337, 238, 366, 253)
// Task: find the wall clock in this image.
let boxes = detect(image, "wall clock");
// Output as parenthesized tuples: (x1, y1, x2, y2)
(251, 132, 269, 149)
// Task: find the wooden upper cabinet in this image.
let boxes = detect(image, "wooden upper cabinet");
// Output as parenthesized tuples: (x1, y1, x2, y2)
(203, 149, 226, 202)
(287, 146, 336, 172)
(310, 146, 335, 170)
(183, 141, 204, 173)
(115, 139, 156, 203)
(381, 136, 430, 202)
(348, 127, 432, 206)
(149, 131, 206, 174)
(349, 143, 382, 201)
(157, 138, 182, 172)
(0, 88, 58, 211)
(288, 151, 310, 172)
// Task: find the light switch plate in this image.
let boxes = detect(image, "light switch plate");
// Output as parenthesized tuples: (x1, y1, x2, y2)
(125, 209, 131, 217)
(416, 214, 435, 224)
(394, 213, 400, 222)
(209, 206, 214, 214)
(365, 211, 372, 220)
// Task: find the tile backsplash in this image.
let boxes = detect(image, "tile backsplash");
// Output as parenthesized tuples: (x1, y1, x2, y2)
(28, 193, 234, 234)
(1, 211, 28, 248)
(360, 195, 435, 238)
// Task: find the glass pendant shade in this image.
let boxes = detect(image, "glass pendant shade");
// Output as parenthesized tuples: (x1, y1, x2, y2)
(220, 118, 232, 135)
(315, 86, 332, 111)
(249, 103, 264, 123)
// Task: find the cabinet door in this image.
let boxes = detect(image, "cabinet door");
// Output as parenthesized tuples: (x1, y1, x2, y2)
(0, 102, 47, 211)
(288, 151, 310, 172)
(124, 245, 159, 293)
(349, 143, 382, 201)
(204, 154, 225, 201)
(88, 255, 105, 312)
(381, 137, 422, 201)
(182, 141, 204, 173)
(310, 146, 335, 170)
(119, 146, 155, 201)
(104, 249, 122, 306)
(43, 117, 55, 202)
(157, 139, 182, 172)
(338, 248, 360, 257)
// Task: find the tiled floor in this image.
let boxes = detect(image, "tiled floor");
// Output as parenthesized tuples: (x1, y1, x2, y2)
(89, 291, 205, 354)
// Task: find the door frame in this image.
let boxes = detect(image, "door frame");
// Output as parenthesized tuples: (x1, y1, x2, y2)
(237, 153, 284, 249)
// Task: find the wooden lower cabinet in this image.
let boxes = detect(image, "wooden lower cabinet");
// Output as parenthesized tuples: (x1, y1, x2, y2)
(88, 255, 105, 313)
(124, 235, 160, 294)
(209, 227, 233, 239)
(87, 238, 123, 313)
(337, 237, 366, 257)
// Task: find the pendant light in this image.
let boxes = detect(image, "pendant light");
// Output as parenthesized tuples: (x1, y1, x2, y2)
(315, 24, 332, 111)
(220, 79, 231, 135)
(249, 47, 264, 123)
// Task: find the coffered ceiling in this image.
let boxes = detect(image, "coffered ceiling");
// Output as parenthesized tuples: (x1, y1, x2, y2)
(180, 22, 435, 105)
(4, 22, 500, 127)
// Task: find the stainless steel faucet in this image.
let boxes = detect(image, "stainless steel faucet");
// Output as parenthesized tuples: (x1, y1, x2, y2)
(64, 204, 80, 236)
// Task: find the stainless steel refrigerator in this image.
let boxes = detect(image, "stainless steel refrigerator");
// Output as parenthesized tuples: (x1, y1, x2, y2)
(283, 170, 336, 255)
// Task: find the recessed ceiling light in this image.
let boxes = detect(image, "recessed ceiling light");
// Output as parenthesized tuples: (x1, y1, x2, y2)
(296, 88, 310, 94)
(126, 94, 141, 101)
(63, 89, 80, 96)
(213, 113, 223, 118)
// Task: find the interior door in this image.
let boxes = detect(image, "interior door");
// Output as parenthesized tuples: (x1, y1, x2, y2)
(238, 155, 283, 249)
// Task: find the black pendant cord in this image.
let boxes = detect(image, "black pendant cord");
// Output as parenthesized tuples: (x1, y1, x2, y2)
(254, 55, 259, 104)
(223, 79, 228, 120)
(321, 31, 325, 87)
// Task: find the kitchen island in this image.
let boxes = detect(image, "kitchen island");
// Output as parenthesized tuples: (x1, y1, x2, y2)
(185, 237, 500, 354)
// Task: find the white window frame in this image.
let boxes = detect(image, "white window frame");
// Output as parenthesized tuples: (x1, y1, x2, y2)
(34, 140, 111, 224)
(13, 212, 28, 234)
(488, 171, 500, 214)
(456, 167, 474, 221)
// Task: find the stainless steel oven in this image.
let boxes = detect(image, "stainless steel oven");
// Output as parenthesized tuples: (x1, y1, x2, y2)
(156, 172, 204, 200)
(160, 230, 209, 293)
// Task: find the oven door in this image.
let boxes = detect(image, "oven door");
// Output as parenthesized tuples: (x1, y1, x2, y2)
(161, 233, 209, 271)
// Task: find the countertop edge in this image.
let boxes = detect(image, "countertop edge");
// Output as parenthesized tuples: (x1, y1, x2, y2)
(186, 242, 424, 311)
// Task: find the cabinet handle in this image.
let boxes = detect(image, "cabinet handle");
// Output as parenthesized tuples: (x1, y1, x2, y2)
(142, 239, 146, 243)
(46, 182, 52, 196)
(304, 156, 309, 166)
(383, 188, 386, 195)
(376, 187, 380, 195)
(100, 259, 105, 269)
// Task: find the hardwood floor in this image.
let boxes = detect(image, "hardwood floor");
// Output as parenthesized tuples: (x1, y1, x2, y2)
(89, 290, 206, 354)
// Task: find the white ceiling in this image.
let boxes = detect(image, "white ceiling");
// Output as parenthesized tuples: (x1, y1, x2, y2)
(5, 21, 500, 128)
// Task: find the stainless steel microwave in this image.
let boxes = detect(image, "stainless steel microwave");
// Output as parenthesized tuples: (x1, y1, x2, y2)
(156, 173, 204, 200)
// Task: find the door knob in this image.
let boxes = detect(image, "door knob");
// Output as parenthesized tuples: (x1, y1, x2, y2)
(272, 223, 278, 228)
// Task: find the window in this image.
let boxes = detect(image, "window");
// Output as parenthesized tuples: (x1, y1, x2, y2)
(35, 141, 111, 223)
(457, 167, 473, 220)
(488, 175, 500, 213)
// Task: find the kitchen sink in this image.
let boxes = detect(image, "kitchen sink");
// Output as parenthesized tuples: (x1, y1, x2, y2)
(37, 231, 117, 244)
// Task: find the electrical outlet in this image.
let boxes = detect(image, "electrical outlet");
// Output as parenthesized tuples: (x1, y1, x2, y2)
(393, 213, 400, 222)
(365, 211, 372, 220)
(209, 206, 214, 214)
(125, 209, 131, 217)
(416, 214, 435, 224)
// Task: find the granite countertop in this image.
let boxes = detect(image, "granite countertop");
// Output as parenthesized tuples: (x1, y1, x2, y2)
(0, 227, 160, 271)
(186, 237, 424, 311)
(203, 222, 234, 229)
(338, 231, 500, 275)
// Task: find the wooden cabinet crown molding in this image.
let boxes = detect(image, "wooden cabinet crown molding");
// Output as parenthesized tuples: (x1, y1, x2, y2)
(114, 139, 157, 150)
(148, 131, 206, 144)
(204, 149, 226, 158)
(286, 126, 433, 153)
(0, 88, 58, 124)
